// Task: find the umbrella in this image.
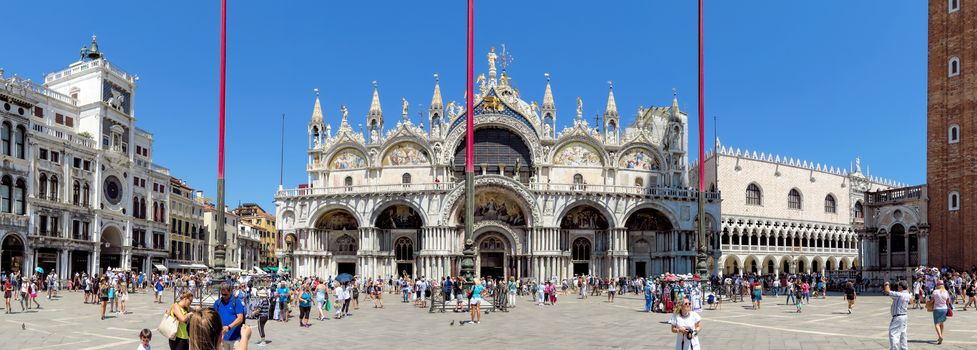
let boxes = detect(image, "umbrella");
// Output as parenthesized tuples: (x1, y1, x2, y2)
(34, 267, 44, 274)
(692, 275, 702, 282)
(335, 273, 353, 283)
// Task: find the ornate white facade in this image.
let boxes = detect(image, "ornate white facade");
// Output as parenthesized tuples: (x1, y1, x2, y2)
(701, 140, 903, 276)
(275, 49, 721, 280)
(0, 37, 173, 276)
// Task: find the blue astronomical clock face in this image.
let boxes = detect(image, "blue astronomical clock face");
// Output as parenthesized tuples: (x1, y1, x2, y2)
(103, 175, 123, 205)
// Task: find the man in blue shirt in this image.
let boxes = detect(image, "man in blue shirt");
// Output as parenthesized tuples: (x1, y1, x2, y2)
(213, 283, 245, 350)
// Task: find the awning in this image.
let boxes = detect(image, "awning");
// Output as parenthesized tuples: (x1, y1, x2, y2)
(252, 267, 267, 275)
(263, 267, 278, 272)
(153, 264, 168, 272)
(189, 264, 209, 269)
(225, 268, 243, 273)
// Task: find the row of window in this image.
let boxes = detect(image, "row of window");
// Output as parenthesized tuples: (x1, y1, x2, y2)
(0, 175, 27, 215)
(0, 122, 27, 160)
(39, 216, 93, 241)
(135, 145, 150, 158)
(745, 184, 839, 213)
(170, 217, 202, 239)
(131, 196, 166, 223)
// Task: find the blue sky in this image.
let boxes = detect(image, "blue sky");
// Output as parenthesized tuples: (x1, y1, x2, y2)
(4, 1, 926, 212)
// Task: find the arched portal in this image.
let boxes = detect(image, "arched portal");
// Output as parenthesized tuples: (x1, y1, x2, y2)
(625, 207, 676, 276)
(723, 256, 739, 276)
(453, 127, 533, 182)
(312, 209, 360, 277)
(99, 226, 124, 272)
(571, 237, 592, 276)
(1, 234, 25, 274)
(376, 204, 423, 278)
(745, 256, 759, 274)
(476, 234, 509, 279)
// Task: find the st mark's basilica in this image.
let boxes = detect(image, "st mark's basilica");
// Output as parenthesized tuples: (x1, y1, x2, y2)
(274, 49, 721, 280)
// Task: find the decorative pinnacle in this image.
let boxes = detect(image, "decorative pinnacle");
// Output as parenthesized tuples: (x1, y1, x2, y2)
(314, 88, 319, 97)
(372, 80, 378, 88)
(544, 72, 550, 82)
(672, 87, 677, 97)
(608, 80, 613, 89)
(434, 73, 439, 82)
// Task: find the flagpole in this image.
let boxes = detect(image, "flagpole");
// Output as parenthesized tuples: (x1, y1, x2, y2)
(460, 0, 476, 284)
(695, 0, 709, 280)
(214, 0, 228, 276)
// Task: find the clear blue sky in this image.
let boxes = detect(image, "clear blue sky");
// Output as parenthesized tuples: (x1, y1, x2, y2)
(4, 1, 926, 212)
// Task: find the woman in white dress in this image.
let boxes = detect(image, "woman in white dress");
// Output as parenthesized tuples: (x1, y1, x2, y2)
(669, 298, 702, 350)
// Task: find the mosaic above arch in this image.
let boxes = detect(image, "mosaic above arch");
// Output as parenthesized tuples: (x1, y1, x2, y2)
(457, 189, 527, 227)
(383, 142, 430, 166)
(329, 148, 366, 170)
(553, 142, 602, 167)
(619, 148, 661, 170)
(315, 210, 358, 230)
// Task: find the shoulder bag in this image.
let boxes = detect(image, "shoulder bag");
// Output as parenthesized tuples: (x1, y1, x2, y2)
(157, 308, 179, 340)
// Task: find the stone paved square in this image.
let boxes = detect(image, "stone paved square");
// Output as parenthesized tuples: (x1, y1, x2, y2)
(2, 289, 976, 349)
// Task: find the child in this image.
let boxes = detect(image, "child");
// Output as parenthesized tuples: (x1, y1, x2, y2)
(137, 328, 151, 350)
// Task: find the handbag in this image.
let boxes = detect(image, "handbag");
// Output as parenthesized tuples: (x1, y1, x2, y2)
(925, 299, 935, 312)
(325, 299, 331, 311)
(157, 311, 179, 340)
(947, 305, 954, 317)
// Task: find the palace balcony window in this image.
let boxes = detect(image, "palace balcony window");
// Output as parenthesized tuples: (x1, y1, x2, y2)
(853, 201, 864, 219)
(824, 194, 837, 214)
(949, 124, 960, 144)
(950, 57, 961, 77)
(746, 183, 762, 206)
(788, 188, 802, 210)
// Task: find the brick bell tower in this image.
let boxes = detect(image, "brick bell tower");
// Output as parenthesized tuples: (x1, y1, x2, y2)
(927, 0, 977, 269)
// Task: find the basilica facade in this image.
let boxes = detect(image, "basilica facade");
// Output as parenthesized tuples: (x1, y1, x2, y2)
(275, 50, 721, 280)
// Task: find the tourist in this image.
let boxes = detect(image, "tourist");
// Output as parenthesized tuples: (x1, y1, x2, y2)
(668, 298, 702, 350)
(314, 281, 328, 320)
(83, 274, 91, 304)
(168, 292, 193, 350)
(3, 278, 12, 314)
(187, 308, 252, 350)
(912, 278, 923, 310)
(333, 282, 347, 319)
(350, 279, 360, 310)
(155, 277, 165, 304)
(340, 282, 352, 317)
(371, 280, 383, 308)
(118, 280, 129, 315)
(213, 283, 246, 350)
(885, 281, 911, 350)
(28, 278, 40, 309)
(536, 281, 545, 306)
(607, 279, 617, 303)
(469, 278, 484, 324)
(643, 280, 654, 312)
(801, 279, 811, 304)
(930, 280, 951, 345)
(793, 281, 804, 313)
(298, 286, 312, 328)
(137, 328, 152, 350)
(844, 281, 857, 314)
(962, 280, 976, 310)
(276, 282, 289, 323)
(98, 277, 109, 320)
(772, 277, 781, 297)
(252, 290, 271, 346)
(751, 279, 763, 310)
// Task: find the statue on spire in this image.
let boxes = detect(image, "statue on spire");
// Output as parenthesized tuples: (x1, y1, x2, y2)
(341, 105, 349, 122)
(402, 97, 409, 121)
(487, 47, 498, 83)
(576, 96, 583, 120)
